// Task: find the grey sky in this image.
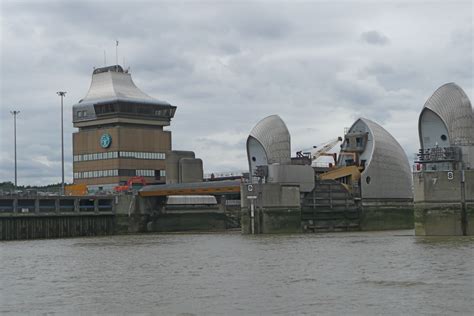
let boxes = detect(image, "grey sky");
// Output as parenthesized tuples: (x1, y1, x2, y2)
(0, 0, 472, 185)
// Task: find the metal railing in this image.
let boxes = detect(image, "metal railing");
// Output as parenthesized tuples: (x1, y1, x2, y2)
(416, 146, 461, 163)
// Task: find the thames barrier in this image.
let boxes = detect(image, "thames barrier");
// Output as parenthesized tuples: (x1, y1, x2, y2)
(1, 64, 473, 239)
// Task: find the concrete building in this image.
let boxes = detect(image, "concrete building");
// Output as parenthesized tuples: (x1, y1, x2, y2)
(414, 83, 474, 235)
(165, 151, 204, 184)
(72, 65, 176, 191)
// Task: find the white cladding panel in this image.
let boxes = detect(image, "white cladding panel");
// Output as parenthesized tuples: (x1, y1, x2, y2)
(420, 109, 451, 149)
(349, 118, 413, 200)
(247, 136, 269, 177)
(247, 115, 291, 165)
(419, 83, 474, 146)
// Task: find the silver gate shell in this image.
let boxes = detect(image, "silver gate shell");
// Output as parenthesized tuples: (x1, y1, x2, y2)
(347, 118, 413, 200)
(246, 115, 291, 176)
(418, 82, 474, 147)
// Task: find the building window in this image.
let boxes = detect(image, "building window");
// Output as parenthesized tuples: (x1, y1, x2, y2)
(73, 151, 166, 162)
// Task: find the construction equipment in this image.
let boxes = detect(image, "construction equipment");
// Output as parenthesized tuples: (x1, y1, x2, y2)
(65, 184, 88, 196)
(296, 137, 342, 165)
(318, 132, 369, 195)
(114, 176, 147, 193)
(319, 165, 363, 194)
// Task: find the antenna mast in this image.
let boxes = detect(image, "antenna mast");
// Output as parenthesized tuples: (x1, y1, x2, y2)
(115, 40, 119, 67)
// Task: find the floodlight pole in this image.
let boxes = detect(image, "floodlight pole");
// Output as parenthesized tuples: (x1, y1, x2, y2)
(57, 91, 67, 195)
(10, 110, 20, 190)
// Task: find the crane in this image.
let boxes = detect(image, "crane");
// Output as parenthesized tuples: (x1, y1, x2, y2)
(296, 137, 343, 165)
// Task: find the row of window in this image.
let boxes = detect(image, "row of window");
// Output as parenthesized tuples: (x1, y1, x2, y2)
(137, 169, 166, 177)
(93, 103, 176, 118)
(74, 169, 166, 179)
(120, 151, 166, 160)
(73, 151, 166, 162)
(74, 169, 119, 179)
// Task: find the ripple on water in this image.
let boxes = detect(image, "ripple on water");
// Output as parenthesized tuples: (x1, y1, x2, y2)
(0, 231, 473, 315)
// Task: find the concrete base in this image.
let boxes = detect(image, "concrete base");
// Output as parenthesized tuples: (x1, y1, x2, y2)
(114, 214, 148, 234)
(241, 207, 302, 234)
(147, 211, 227, 232)
(360, 207, 414, 231)
(240, 182, 302, 234)
(415, 203, 473, 236)
(414, 170, 474, 236)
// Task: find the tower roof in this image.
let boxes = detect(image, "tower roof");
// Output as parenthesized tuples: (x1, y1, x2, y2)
(75, 65, 170, 107)
(72, 65, 176, 126)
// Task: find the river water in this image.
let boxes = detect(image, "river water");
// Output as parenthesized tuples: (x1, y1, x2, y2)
(1, 231, 473, 315)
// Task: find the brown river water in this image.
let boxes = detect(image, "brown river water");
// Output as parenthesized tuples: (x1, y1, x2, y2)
(1, 230, 473, 315)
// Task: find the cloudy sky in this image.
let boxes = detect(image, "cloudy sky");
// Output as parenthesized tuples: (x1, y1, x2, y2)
(0, 0, 472, 185)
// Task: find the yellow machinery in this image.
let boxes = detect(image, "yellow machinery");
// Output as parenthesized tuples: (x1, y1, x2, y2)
(319, 165, 363, 193)
(139, 180, 241, 197)
(318, 131, 368, 195)
(65, 184, 88, 196)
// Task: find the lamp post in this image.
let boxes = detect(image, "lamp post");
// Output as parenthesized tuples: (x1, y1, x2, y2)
(10, 110, 20, 190)
(57, 91, 67, 195)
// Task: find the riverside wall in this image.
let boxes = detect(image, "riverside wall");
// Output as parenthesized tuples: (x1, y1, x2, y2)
(0, 196, 115, 240)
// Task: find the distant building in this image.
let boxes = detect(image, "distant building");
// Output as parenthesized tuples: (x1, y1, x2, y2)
(72, 65, 176, 191)
(417, 82, 474, 170)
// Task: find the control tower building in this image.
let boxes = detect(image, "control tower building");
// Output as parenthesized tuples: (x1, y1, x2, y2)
(72, 65, 176, 191)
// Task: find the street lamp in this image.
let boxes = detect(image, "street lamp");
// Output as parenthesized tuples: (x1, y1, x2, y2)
(57, 91, 67, 195)
(10, 110, 20, 190)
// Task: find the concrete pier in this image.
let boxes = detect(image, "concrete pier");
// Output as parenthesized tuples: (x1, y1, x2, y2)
(241, 183, 302, 234)
(360, 199, 414, 231)
(145, 196, 228, 232)
(414, 170, 473, 236)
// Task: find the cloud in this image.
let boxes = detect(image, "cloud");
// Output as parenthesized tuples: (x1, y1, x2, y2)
(0, 0, 472, 185)
(360, 30, 390, 46)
